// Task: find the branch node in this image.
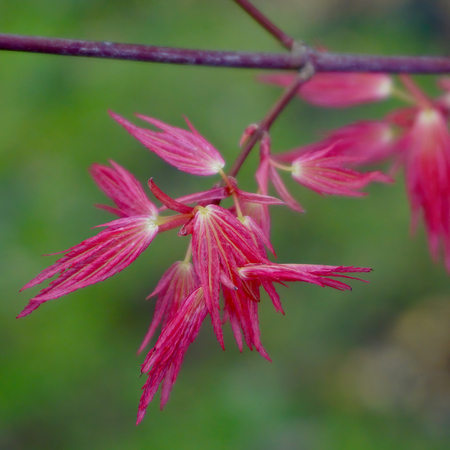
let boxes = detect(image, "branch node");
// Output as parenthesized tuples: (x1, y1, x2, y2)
(298, 60, 315, 79)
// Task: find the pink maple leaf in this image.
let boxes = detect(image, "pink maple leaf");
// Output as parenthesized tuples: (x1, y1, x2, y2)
(138, 286, 208, 424)
(110, 111, 225, 176)
(19, 162, 160, 317)
(401, 107, 450, 270)
(138, 261, 199, 354)
(259, 72, 393, 108)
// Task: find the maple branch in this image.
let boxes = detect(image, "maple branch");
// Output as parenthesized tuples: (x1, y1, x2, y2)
(232, 0, 294, 50)
(227, 62, 315, 179)
(2, 34, 450, 73)
(0, 34, 304, 70)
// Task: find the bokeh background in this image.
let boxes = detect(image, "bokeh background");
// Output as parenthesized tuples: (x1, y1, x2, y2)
(2, 0, 450, 449)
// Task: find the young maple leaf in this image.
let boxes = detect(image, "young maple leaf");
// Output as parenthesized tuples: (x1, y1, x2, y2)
(138, 286, 208, 424)
(189, 204, 270, 349)
(259, 72, 393, 108)
(400, 107, 450, 270)
(109, 111, 225, 176)
(276, 120, 397, 166)
(138, 261, 199, 354)
(256, 133, 390, 213)
(19, 162, 174, 317)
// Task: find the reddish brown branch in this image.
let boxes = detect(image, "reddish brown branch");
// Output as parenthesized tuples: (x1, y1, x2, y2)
(0, 34, 304, 70)
(227, 63, 315, 179)
(2, 34, 450, 73)
(232, 0, 294, 50)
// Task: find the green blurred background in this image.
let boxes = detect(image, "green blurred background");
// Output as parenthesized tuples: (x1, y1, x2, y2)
(2, 0, 450, 448)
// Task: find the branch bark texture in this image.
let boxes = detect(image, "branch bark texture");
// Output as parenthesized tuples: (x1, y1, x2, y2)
(2, 34, 450, 74)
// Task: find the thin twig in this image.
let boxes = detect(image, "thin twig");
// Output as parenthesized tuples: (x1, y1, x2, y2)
(232, 0, 294, 50)
(227, 63, 315, 179)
